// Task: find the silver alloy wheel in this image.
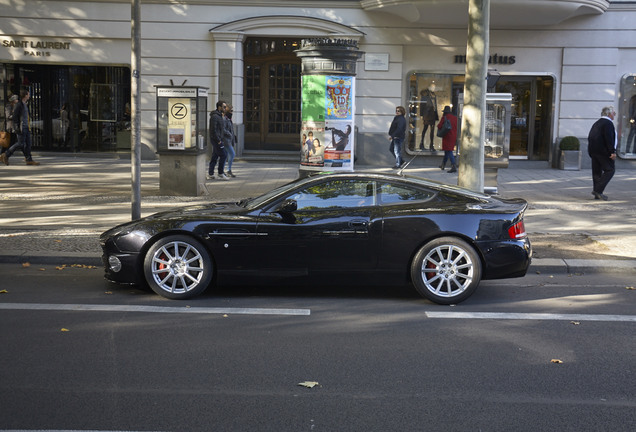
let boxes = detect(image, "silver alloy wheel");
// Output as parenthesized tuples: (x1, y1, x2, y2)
(421, 244, 474, 298)
(150, 239, 206, 295)
(411, 237, 481, 304)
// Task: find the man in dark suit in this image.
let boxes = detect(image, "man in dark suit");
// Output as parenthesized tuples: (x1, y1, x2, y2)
(587, 106, 617, 200)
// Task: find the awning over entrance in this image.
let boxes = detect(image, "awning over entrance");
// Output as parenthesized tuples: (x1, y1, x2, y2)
(360, 0, 609, 26)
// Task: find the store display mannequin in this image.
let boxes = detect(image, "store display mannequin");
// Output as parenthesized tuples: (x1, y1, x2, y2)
(419, 88, 438, 151)
(626, 95, 636, 153)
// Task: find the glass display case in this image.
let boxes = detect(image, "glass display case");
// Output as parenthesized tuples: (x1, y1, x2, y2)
(155, 86, 209, 196)
(618, 75, 636, 159)
(156, 86, 208, 154)
(484, 93, 512, 193)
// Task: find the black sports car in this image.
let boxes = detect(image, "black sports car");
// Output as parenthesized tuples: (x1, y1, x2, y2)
(100, 172, 531, 304)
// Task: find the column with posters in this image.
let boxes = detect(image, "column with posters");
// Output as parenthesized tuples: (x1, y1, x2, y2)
(300, 75, 355, 171)
(296, 38, 363, 174)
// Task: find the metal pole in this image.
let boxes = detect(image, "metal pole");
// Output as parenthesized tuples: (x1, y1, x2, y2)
(131, 0, 141, 220)
(458, 0, 490, 193)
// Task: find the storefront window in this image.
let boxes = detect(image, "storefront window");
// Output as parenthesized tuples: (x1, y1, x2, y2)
(1, 64, 130, 153)
(407, 72, 553, 161)
(406, 73, 464, 155)
(618, 75, 636, 158)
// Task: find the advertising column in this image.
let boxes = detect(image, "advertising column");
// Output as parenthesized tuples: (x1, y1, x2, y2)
(301, 75, 355, 170)
(296, 38, 363, 174)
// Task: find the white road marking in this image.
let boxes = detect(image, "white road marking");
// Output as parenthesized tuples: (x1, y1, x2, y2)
(0, 303, 310, 316)
(426, 311, 636, 322)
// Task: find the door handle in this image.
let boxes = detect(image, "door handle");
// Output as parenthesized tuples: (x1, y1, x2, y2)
(349, 220, 368, 228)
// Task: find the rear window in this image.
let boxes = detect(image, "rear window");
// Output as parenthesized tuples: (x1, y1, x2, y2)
(378, 182, 436, 205)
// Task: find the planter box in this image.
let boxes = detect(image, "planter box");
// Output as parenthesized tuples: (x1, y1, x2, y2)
(559, 150, 581, 170)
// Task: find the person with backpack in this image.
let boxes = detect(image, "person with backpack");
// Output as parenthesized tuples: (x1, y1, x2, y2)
(437, 105, 458, 173)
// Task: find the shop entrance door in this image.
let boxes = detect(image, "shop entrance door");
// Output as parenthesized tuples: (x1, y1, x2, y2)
(495, 76, 553, 160)
(244, 38, 301, 151)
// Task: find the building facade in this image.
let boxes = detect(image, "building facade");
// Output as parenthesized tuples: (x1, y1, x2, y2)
(1, 0, 635, 166)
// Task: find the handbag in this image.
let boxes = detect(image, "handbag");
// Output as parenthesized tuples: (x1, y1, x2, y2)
(437, 117, 451, 138)
(0, 130, 9, 148)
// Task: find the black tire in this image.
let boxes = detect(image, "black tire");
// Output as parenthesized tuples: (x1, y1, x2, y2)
(143, 235, 213, 299)
(411, 236, 482, 304)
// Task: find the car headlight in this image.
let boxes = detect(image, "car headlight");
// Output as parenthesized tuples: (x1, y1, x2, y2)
(108, 255, 122, 273)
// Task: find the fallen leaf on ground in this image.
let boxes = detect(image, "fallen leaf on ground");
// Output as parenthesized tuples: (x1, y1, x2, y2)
(551, 359, 563, 364)
(22, 262, 30, 268)
(298, 381, 320, 388)
(0, 289, 7, 294)
(626, 286, 635, 290)
(570, 321, 580, 325)
(61, 328, 70, 332)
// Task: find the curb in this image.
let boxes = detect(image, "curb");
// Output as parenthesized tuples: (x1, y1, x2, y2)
(0, 252, 102, 267)
(529, 258, 636, 274)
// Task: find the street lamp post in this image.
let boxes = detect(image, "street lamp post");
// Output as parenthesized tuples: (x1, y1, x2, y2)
(131, 0, 141, 220)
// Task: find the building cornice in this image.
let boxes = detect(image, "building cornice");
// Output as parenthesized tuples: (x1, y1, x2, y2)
(360, 0, 610, 26)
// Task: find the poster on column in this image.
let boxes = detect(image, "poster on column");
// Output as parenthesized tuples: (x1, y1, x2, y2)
(300, 75, 355, 171)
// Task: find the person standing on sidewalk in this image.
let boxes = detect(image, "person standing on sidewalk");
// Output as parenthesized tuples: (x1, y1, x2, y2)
(1, 89, 40, 166)
(388, 105, 407, 169)
(224, 104, 237, 177)
(587, 106, 616, 200)
(1, 94, 19, 158)
(207, 100, 229, 180)
(437, 105, 458, 173)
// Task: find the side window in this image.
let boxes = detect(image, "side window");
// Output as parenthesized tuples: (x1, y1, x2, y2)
(289, 179, 375, 210)
(378, 182, 435, 205)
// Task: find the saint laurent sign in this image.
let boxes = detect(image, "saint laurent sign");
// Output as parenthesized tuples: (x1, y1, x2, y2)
(2, 39, 72, 57)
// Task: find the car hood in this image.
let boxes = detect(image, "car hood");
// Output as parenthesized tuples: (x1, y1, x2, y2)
(143, 201, 248, 220)
(100, 201, 250, 240)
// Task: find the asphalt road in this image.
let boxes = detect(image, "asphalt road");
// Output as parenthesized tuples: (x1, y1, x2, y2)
(1, 264, 636, 431)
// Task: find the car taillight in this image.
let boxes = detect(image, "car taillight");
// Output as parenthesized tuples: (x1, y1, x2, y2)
(508, 220, 527, 239)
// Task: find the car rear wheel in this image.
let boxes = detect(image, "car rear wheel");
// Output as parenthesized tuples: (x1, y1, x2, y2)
(411, 237, 482, 304)
(143, 235, 213, 299)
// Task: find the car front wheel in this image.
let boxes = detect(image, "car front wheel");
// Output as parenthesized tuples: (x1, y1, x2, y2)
(143, 235, 213, 299)
(411, 237, 482, 304)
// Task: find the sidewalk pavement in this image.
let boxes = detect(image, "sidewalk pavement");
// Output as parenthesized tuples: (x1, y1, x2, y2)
(1, 153, 635, 276)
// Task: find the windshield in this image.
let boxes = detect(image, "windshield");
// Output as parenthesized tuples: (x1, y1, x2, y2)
(240, 177, 311, 210)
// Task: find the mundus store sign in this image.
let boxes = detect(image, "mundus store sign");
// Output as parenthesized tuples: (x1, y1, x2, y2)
(2, 39, 72, 57)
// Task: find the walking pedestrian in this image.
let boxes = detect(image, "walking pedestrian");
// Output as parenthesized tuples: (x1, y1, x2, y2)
(437, 106, 458, 173)
(1, 94, 19, 158)
(1, 89, 40, 166)
(207, 100, 229, 180)
(587, 106, 616, 200)
(224, 104, 237, 177)
(388, 105, 407, 169)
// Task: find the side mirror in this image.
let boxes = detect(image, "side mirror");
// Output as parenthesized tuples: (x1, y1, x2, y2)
(275, 199, 297, 214)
